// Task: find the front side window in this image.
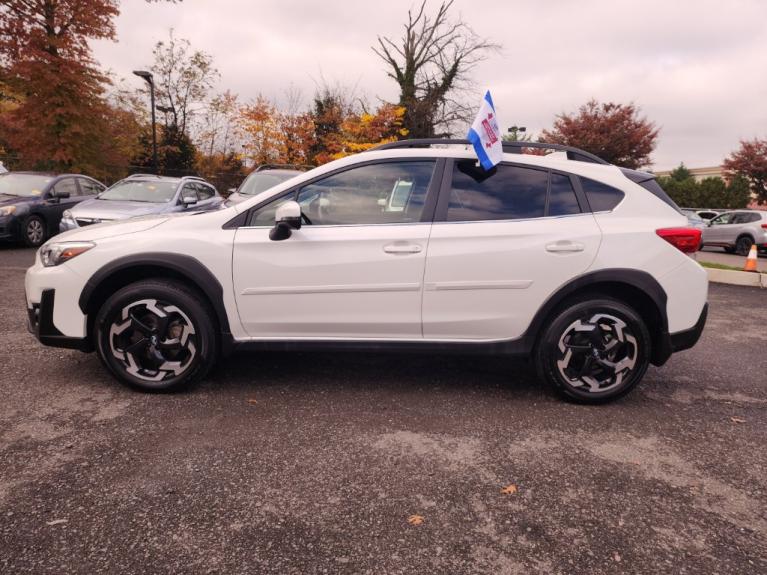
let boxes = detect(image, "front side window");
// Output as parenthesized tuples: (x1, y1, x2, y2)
(52, 178, 77, 197)
(296, 161, 435, 225)
(446, 162, 547, 222)
(580, 177, 625, 212)
(195, 183, 215, 200)
(711, 213, 734, 225)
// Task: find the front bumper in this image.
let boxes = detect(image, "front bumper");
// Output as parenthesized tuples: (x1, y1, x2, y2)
(27, 288, 92, 351)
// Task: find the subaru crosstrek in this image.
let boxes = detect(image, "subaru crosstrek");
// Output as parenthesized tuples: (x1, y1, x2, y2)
(25, 140, 708, 403)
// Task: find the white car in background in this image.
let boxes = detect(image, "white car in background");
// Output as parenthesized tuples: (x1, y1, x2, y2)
(25, 139, 708, 403)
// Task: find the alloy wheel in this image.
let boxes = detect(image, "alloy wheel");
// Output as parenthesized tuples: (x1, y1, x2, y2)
(108, 298, 197, 382)
(555, 313, 638, 394)
(26, 219, 44, 245)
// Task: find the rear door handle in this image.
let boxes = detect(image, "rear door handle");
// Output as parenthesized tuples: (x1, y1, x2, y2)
(383, 243, 422, 254)
(545, 241, 585, 253)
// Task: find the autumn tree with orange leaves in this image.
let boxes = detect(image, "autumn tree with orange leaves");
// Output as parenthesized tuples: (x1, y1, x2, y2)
(723, 138, 767, 204)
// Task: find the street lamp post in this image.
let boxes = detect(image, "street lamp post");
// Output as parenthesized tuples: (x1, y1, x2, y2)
(508, 125, 527, 141)
(133, 70, 158, 174)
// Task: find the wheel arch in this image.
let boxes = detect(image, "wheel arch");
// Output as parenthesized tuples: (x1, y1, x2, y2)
(524, 269, 671, 366)
(79, 253, 234, 355)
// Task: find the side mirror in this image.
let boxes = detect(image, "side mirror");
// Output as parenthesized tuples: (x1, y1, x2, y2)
(51, 189, 70, 200)
(227, 188, 237, 195)
(181, 193, 198, 206)
(269, 201, 302, 241)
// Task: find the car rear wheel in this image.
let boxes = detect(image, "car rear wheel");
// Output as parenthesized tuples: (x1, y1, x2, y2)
(94, 279, 218, 392)
(735, 236, 753, 256)
(534, 297, 651, 404)
(23, 215, 47, 247)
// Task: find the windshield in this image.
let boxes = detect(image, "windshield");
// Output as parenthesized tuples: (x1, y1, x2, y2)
(0, 174, 54, 197)
(238, 171, 297, 196)
(99, 180, 177, 203)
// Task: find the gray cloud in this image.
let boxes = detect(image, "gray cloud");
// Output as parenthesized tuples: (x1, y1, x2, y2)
(92, 0, 767, 169)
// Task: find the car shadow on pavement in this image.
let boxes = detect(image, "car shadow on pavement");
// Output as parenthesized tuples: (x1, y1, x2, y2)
(204, 350, 544, 398)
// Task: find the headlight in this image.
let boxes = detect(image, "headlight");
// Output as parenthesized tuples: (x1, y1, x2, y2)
(62, 209, 73, 220)
(40, 241, 95, 267)
(0, 205, 16, 216)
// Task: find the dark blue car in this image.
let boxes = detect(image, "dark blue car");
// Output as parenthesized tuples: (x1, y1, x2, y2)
(0, 172, 106, 247)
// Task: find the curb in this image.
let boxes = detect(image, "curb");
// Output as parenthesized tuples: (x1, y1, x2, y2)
(705, 267, 767, 288)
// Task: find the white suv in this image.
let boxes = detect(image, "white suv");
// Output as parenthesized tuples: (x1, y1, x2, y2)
(25, 140, 708, 403)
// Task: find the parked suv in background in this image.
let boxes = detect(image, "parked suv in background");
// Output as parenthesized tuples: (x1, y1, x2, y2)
(26, 139, 708, 403)
(0, 172, 106, 247)
(60, 174, 222, 232)
(700, 210, 767, 255)
(225, 164, 309, 205)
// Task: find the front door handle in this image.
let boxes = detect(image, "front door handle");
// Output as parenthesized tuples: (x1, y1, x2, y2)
(383, 243, 422, 254)
(545, 241, 585, 253)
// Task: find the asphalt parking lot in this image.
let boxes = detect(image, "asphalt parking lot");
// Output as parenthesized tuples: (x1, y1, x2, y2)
(1, 245, 765, 574)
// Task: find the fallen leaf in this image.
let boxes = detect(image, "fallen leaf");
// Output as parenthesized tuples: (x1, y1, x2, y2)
(247, 399, 258, 405)
(730, 417, 746, 423)
(46, 519, 68, 526)
(407, 514, 424, 525)
(500, 484, 518, 495)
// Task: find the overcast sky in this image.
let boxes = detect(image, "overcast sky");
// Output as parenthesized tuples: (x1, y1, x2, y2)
(91, 0, 767, 170)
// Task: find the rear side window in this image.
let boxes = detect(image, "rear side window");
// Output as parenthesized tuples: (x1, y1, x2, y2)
(580, 177, 625, 212)
(447, 162, 547, 222)
(548, 174, 580, 216)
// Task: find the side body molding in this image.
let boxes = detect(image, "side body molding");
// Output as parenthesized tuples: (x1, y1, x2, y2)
(78, 252, 234, 353)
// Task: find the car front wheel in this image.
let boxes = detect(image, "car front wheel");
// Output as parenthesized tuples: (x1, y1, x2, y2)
(535, 297, 651, 403)
(94, 280, 218, 392)
(23, 215, 47, 247)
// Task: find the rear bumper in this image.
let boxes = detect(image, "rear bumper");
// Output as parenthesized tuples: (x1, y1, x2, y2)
(669, 302, 708, 353)
(27, 289, 92, 352)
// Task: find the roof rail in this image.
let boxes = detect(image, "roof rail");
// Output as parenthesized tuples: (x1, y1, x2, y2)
(255, 163, 314, 172)
(181, 175, 206, 181)
(125, 173, 163, 179)
(369, 138, 610, 165)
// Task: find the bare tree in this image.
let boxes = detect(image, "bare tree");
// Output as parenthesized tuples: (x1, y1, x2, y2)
(149, 29, 218, 136)
(373, 0, 499, 138)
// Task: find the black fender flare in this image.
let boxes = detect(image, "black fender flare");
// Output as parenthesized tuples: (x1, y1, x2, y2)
(520, 268, 671, 364)
(78, 252, 233, 352)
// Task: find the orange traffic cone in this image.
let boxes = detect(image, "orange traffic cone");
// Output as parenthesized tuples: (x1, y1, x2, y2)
(744, 244, 758, 272)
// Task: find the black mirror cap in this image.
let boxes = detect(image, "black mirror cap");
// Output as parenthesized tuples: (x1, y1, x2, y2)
(269, 221, 293, 241)
(54, 190, 70, 199)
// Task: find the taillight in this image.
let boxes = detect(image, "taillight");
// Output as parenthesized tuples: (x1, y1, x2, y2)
(761, 224, 767, 230)
(656, 227, 701, 253)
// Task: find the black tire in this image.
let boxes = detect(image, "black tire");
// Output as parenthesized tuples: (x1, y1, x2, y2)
(94, 279, 218, 392)
(534, 297, 651, 404)
(735, 236, 753, 256)
(22, 215, 47, 247)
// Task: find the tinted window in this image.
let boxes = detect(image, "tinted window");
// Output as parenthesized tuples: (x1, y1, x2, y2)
(296, 161, 434, 225)
(548, 173, 580, 216)
(746, 212, 762, 223)
(79, 178, 104, 195)
(447, 162, 547, 222)
(580, 177, 625, 212)
(53, 178, 77, 197)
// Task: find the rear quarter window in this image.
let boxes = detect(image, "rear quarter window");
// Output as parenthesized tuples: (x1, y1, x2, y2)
(579, 177, 625, 212)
